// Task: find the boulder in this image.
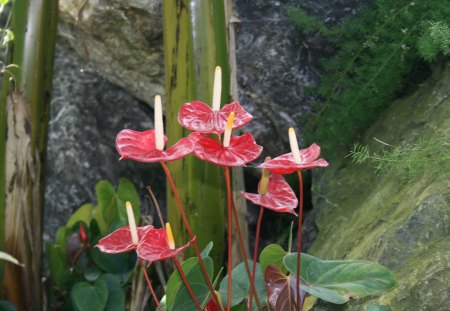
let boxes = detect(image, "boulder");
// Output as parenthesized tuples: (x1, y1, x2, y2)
(309, 63, 450, 310)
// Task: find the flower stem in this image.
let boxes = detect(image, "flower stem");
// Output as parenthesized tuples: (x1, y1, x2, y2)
(139, 259, 162, 311)
(161, 162, 222, 310)
(172, 256, 203, 310)
(229, 197, 263, 311)
(296, 171, 304, 311)
(248, 206, 264, 311)
(224, 167, 233, 311)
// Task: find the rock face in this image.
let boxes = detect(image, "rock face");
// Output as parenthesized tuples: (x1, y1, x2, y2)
(44, 43, 165, 241)
(58, 0, 164, 104)
(58, 0, 365, 155)
(309, 63, 450, 310)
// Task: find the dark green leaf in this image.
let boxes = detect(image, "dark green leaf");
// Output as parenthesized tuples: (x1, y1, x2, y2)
(0, 300, 17, 311)
(284, 253, 396, 304)
(166, 256, 214, 311)
(100, 274, 126, 311)
(117, 178, 140, 224)
(70, 279, 108, 311)
(219, 261, 267, 310)
(364, 303, 391, 311)
(259, 244, 287, 274)
(96, 180, 118, 225)
(201, 242, 213, 257)
(46, 241, 72, 287)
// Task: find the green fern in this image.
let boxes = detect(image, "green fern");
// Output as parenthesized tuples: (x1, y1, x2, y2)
(349, 138, 450, 180)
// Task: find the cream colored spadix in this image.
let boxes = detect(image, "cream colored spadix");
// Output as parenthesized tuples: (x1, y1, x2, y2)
(223, 112, 235, 147)
(126, 201, 139, 245)
(212, 66, 222, 112)
(154, 95, 164, 151)
(166, 222, 175, 250)
(259, 157, 271, 195)
(288, 127, 302, 164)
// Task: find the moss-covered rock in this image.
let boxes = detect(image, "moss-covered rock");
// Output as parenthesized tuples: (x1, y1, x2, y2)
(309, 62, 449, 310)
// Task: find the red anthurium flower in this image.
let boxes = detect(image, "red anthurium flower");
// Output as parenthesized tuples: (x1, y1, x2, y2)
(192, 132, 263, 167)
(115, 129, 194, 162)
(178, 100, 253, 134)
(136, 225, 195, 264)
(241, 174, 298, 215)
(259, 143, 328, 174)
(96, 225, 155, 254)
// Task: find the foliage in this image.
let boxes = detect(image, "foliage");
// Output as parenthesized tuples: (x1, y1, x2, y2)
(349, 137, 450, 180)
(46, 178, 140, 310)
(289, 0, 450, 155)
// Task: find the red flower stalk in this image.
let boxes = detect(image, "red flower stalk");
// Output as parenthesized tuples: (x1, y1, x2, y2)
(178, 67, 252, 135)
(242, 159, 298, 310)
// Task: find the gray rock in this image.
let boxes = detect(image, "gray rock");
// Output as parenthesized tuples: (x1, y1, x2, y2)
(44, 42, 165, 241)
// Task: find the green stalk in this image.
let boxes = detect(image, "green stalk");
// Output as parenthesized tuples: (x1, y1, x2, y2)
(162, 0, 228, 268)
(0, 0, 58, 308)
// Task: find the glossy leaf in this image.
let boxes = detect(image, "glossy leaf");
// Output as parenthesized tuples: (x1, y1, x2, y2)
(166, 256, 214, 311)
(259, 144, 328, 174)
(70, 279, 108, 311)
(259, 244, 287, 274)
(45, 241, 72, 287)
(265, 265, 304, 311)
(137, 227, 194, 263)
(219, 261, 266, 310)
(117, 178, 141, 224)
(178, 100, 253, 134)
(116, 129, 193, 162)
(193, 132, 263, 167)
(201, 241, 214, 257)
(0, 300, 17, 311)
(283, 253, 396, 304)
(66, 203, 94, 229)
(96, 180, 118, 224)
(241, 174, 298, 214)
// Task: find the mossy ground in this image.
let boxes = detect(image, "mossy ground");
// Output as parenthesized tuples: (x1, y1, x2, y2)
(309, 63, 449, 310)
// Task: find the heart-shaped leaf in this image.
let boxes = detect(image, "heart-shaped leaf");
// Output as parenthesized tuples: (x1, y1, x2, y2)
(219, 261, 267, 310)
(70, 279, 108, 311)
(284, 253, 396, 304)
(165, 256, 214, 311)
(259, 244, 287, 274)
(265, 265, 305, 311)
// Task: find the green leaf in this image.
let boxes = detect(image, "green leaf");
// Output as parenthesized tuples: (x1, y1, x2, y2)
(66, 203, 94, 229)
(0, 251, 23, 267)
(201, 242, 213, 257)
(166, 256, 214, 311)
(283, 253, 396, 304)
(45, 241, 72, 287)
(70, 279, 108, 311)
(219, 261, 267, 310)
(117, 178, 140, 223)
(259, 244, 287, 274)
(100, 274, 126, 311)
(90, 239, 136, 282)
(96, 180, 118, 225)
(364, 304, 391, 311)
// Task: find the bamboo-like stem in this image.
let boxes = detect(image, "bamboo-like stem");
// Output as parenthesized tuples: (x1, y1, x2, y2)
(224, 166, 233, 311)
(172, 256, 203, 310)
(161, 162, 222, 310)
(296, 171, 304, 311)
(230, 198, 263, 311)
(139, 260, 163, 311)
(248, 206, 264, 311)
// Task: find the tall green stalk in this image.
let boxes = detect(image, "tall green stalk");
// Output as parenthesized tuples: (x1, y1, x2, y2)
(0, 1, 58, 309)
(163, 0, 228, 267)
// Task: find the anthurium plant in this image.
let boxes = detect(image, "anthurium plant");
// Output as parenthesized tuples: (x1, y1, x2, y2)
(47, 67, 396, 311)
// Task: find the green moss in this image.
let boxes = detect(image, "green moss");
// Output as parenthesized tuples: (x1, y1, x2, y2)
(309, 63, 450, 309)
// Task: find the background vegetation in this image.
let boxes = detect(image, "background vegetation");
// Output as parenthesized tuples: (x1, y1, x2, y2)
(289, 0, 450, 155)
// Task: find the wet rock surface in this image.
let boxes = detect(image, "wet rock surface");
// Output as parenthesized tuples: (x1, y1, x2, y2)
(44, 43, 165, 241)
